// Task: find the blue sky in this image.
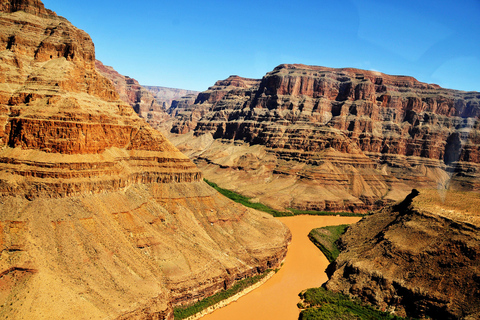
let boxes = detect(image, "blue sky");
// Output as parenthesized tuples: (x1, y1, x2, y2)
(41, 0, 480, 92)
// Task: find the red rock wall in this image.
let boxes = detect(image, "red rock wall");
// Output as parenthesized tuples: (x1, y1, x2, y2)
(95, 60, 172, 127)
(0, 2, 201, 197)
(189, 65, 479, 162)
(0, 3, 291, 320)
(166, 64, 479, 211)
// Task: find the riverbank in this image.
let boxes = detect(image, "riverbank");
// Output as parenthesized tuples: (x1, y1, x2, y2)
(181, 270, 276, 320)
(204, 179, 365, 217)
(200, 215, 361, 320)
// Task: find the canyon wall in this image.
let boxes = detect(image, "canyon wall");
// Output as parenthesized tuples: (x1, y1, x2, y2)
(96, 62, 200, 134)
(166, 64, 480, 212)
(95, 60, 172, 129)
(325, 189, 480, 319)
(143, 85, 199, 112)
(0, 1, 290, 319)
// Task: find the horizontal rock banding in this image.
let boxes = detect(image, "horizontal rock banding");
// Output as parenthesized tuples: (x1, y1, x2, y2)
(0, 1, 291, 319)
(192, 65, 479, 162)
(164, 64, 480, 212)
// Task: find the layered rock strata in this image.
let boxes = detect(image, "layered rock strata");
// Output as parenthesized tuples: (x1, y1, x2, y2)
(0, 1, 290, 319)
(95, 62, 201, 134)
(168, 94, 199, 117)
(167, 65, 480, 212)
(95, 60, 171, 129)
(143, 85, 199, 113)
(325, 189, 480, 319)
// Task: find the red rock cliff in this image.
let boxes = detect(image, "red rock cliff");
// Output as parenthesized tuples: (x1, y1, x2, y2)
(0, 0, 54, 17)
(95, 60, 172, 131)
(143, 85, 199, 112)
(168, 64, 480, 212)
(0, 1, 291, 319)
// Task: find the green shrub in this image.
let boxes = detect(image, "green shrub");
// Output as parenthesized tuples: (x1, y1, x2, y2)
(203, 179, 291, 217)
(298, 287, 412, 320)
(204, 179, 366, 218)
(288, 208, 365, 217)
(308, 224, 349, 263)
(173, 270, 272, 319)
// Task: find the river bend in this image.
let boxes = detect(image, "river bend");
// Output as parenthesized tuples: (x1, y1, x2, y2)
(201, 215, 361, 320)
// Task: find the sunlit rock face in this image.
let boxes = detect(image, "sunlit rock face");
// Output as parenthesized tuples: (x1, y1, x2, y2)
(0, 1, 290, 319)
(325, 190, 480, 319)
(166, 64, 480, 212)
(95, 60, 173, 129)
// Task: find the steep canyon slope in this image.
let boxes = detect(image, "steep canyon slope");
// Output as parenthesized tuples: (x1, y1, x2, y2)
(95, 60, 172, 129)
(165, 65, 480, 212)
(143, 85, 199, 115)
(95, 61, 200, 134)
(325, 189, 480, 319)
(0, 1, 290, 319)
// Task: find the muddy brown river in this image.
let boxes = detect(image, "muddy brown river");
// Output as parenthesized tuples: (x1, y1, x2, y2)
(200, 215, 361, 320)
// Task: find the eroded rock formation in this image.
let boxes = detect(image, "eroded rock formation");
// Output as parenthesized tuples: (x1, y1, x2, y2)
(325, 189, 480, 319)
(0, 1, 290, 319)
(95, 60, 171, 129)
(95, 62, 201, 134)
(167, 65, 480, 212)
(143, 85, 199, 113)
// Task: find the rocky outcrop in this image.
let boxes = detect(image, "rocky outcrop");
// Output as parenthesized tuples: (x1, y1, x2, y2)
(95, 62, 201, 134)
(0, 1, 290, 319)
(325, 189, 480, 319)
(0, 0, 54, 17)
(168, 76, 259, 135)
(168, 94, 197, 116)
(167, 64, 480, 212)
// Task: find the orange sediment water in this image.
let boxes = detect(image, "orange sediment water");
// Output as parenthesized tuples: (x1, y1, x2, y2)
(200, 215, 361, 320)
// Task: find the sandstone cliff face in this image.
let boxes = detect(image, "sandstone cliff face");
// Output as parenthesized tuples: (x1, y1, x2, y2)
(0, 0, 53, 17)
(143, 85, 199, 113)
(167, 64, 480, 212)
(95, 62, 200, 135)
(325, 190, 480, 319)
(0, 1, 290, 319)
(95, 60, 171, 130)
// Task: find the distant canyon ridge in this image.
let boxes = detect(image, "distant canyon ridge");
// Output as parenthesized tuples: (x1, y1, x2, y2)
(107, 64, 480, 213)
(95, 60, 198, 129)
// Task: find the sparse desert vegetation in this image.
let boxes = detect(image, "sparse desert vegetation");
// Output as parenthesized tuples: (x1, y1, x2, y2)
(205, 179, 366, 218)
(308, 224, 350, 263)
(173, 269, 273, 320)
(413, 189, 480, 223)
(298, 287, 411, 320)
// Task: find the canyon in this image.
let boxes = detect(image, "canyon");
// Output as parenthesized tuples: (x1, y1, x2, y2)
(96, 55, 480, 319)
(2, 1, 479, 320)
(0, 1, 290, 319)
(143, 85, 198, 115)
(159, 65, 480, 213)
(95, 60, 199, 131)
(94, 60, 171, 129)
(201, 215, 361, 320)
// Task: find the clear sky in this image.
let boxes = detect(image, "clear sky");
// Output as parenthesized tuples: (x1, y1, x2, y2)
(41, 0, 480, 92)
